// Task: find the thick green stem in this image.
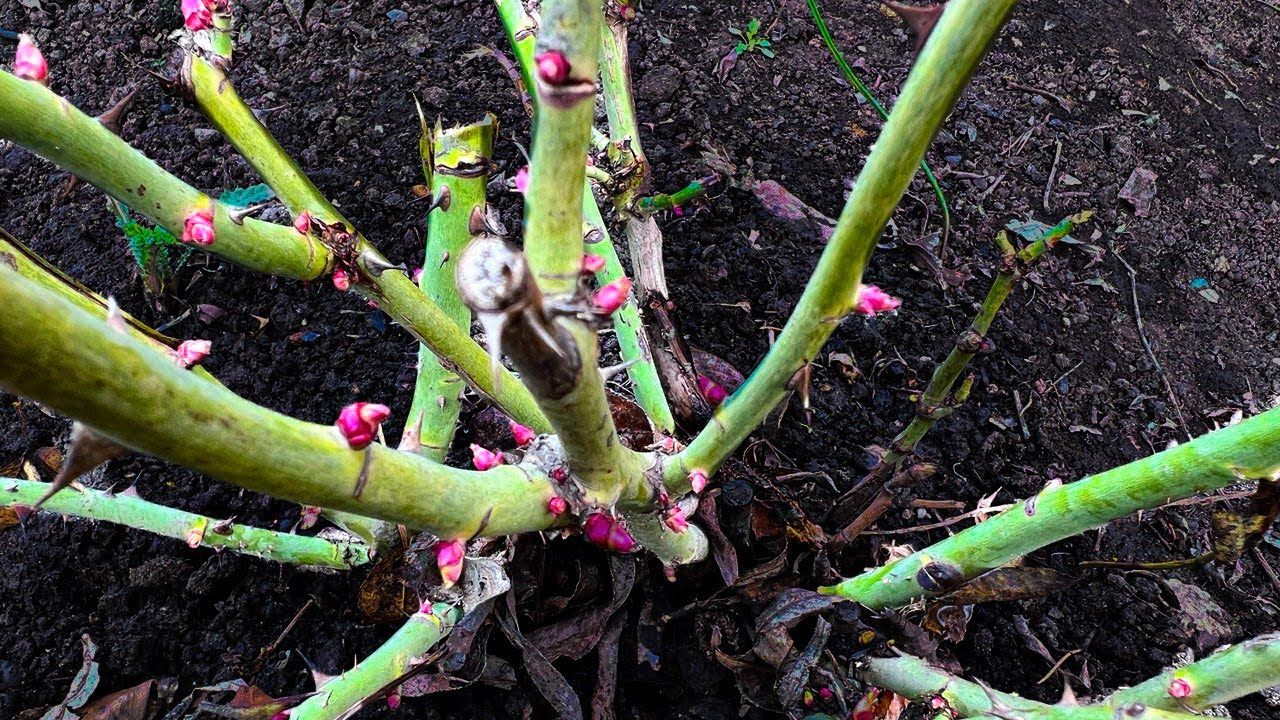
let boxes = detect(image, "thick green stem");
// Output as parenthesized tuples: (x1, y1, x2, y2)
(522, 0, 601, 292)
(599, 18, 648, 206)
(822, 407, 1280, 605)
(403, 114, 498, 460)
(627, 509, 709, 565)
(0, 267, 561, 538)
(861, 635, 1280, 718)
(495, 0, 675, 435)
(664, 0, 1019, 491)
(183, 55, 549, 433)
(583, 193, 676, 433)
(1107, 633, 1280, 712)
(833, 213, 1089, 544)
(0, 71, 329, 280)
(289, 603, 462, 719)
(1, 479, 369, 569)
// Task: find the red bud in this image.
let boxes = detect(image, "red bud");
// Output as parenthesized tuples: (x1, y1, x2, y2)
(332, 268, 351, 291)
(14, 34, 48, 84)
(512, 165, 530, 194)
(689, 469, 709, 493)
(336, 402, 390, 450)
(1168, 678, 1192, 699)
(436, 538, 465, 588)
(547, 496, 568, 515)
(293, 210, 312, 234)
(581, 254, 607, 274)
(181, 207, 216, 246)
(535, 51, 571, 85)
(172, 339, 212, 368)
(551, 466, 568, 483)
(583, 513, 636, 552)
(853, 284, 901, 316)
(470, 444, 503, 471)
(182, 0, 214, 30)
(663, 506, 688, 533)
(386, 690, 401, 710)
(592, 277, 632, 315)
(818, 687, 833, 701)
(299, 505, 322, 530)
(697, 375, 728, 406)
(509, 420, 536, 446)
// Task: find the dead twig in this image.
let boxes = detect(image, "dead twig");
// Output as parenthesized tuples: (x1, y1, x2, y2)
(1108, 243, 1192, 441)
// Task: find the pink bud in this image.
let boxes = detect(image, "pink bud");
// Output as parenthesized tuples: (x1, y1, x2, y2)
(14, 34, 48, 84)
(470, 444, 503, 471)
(853, 284, 901, 316)
(663, 506, 688, 533)
(818, 687, 833, 701)
(1168, 678, 1192, 699)
(697, 375, 728, 407)
(583, 513, 636, 552)
(551, 467, 569, 483)
(386, 690, 401, 710)
(535, 51, 571, 85)
(411, 267, 423, 284)
(592, 277, 632, 315)
(509, 420, 536, 446)
(172, 339, 211, 368)
(336, 402, 390, 450)
(181, 207, 216, 246)
(581, 254, 606, 274)
(657, 435, 683, 454)
(332, 268, 351, 291)
(299, 505, 322, 530)
(512, 165, 530, 194)
(436, 538, 465, 589)
(689, 469, 708, 493)
(293, 210, 312, 234)
(547, 496, 568, 515)
(182, 0, 214, 31)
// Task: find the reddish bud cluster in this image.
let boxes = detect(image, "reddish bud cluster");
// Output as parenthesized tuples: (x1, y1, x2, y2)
(335, 402, 390, 450)
(663, 506, 689, 534)
(551, 466, 569, 483)
(853, 284, 901, 316)
(547, 496, 568, 515)
(583, 513, 636, 552)
(181, 207, 216, 246)
(470, 444, 503, 471)
(172, 339, 211, 368)
(298, 505, 322, 530)
(697, 375, 728, 407)
(581, 254, 606, 274)
(14, 34, 48, 84)
(331, 268, 351, 291)
(436, 538, 465, 588)
(182, 0, 216, 31)
(1168, 677, 1193, 699)
(509, 420, 536, 446)
(592, 277, 632, 315)
(535, 51, 571, 85)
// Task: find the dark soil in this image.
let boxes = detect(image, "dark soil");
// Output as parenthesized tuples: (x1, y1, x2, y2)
(2, 0, 1278, 718)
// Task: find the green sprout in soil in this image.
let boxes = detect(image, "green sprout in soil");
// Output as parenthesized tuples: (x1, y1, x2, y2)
(728, 18, 775, 58)
(0, 0, 1277, 718)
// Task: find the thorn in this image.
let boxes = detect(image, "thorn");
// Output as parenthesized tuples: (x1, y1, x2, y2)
(882, 1, 947, 50)
(426, 185, 452, 213)
(475, 311, 508, 393)
(360, 252, 409, 278)
(600, 358, 639, 382)
(97, 87, 140, 135)
(36, 423, 129, 507)
(523, 307, 569, 361)
(226, 202, 272, 225)
(788, 364, 812, 424)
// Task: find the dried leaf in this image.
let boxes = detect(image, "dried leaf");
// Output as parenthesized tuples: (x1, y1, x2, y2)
(940, 567, 1077, 606)
(606, 392, 651, 450)
(400, 600, 496, 697)
(528, 556, 635, 662)
(755, 589, 839, 636)
(922, 603, 972, 642)
(197, 681, 313, 720)
(775, 617, 831, 712)
(1118, 167, 1158, 217)
(496, 593, 583, 720)
(695, 495, 739, 585)
(79, 679, 166, 720)
(41, 635, 100, 720)
(590, 611, 625, 720)
(357, 546, 417, 623)
(748, 180, 835, 240)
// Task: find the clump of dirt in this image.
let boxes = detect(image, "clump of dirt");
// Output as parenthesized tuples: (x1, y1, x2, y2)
(1, 0, 1277, 718)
